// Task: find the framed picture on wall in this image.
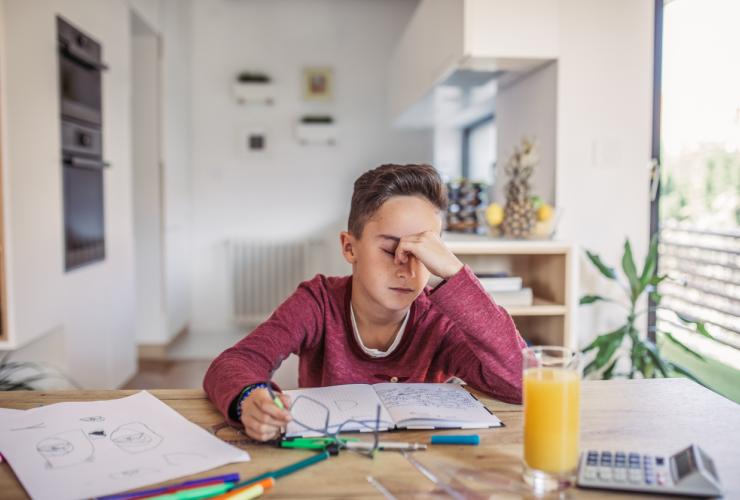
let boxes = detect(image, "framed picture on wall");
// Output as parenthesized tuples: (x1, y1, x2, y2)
(302, 67, 333, 101)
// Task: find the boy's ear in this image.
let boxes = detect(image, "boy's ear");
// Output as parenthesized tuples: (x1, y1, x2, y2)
(339, 231, 357, 264)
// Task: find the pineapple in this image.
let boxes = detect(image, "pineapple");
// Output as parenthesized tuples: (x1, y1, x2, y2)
(502, 138, 538, 238)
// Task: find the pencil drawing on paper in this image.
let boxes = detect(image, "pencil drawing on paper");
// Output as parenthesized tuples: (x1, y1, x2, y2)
(109, 467, 159, 480)
(11, 422, 46, 431)
(88, 429, 107, 439)
(110, 422, 162, 453)
(334, 399, 359, 412)
(80, 416, 105, 422)
(36, 429, 94, 468)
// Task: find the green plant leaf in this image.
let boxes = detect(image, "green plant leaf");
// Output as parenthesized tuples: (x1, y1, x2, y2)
(642, 340, 669, 377)
(675, 313, 714, 339)
(585, 250, 617, 280)
(637, 235, 659, 298)
(621, 239, 640, 301)
(660, 331, 706, 361)
(593, 327, 627, 371)
(580, 295, 609, 305)
(583, 359, 599, 377)
(602, 357, 619, 379)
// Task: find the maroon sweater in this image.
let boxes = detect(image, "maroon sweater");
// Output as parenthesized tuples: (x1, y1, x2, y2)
(204, 265, 526, 423)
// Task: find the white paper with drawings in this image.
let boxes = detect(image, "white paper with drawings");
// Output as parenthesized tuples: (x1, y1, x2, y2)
(0, 391, 249, 500)
(284, 384, 393, 437)
(373, 383, 502, 428)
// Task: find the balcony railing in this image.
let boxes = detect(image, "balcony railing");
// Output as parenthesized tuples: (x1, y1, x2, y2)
(658, 222, 740, 351)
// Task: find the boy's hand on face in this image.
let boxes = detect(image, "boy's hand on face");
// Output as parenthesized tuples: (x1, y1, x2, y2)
(240, 388, 292, 442)
(394, 231, 463, 279)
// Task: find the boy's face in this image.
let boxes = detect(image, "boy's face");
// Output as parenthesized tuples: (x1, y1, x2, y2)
(341, 195, 443, 316)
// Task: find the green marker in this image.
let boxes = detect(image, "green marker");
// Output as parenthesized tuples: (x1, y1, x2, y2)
(280, 437, 358, 449)
(266, 385, 285, 410)
(145, 482, 234, 500)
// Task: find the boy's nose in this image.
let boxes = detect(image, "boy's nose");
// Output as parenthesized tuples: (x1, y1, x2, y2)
(396, 255, 416, 280)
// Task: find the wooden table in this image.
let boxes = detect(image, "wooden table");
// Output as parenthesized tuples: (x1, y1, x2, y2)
(1, 378, 738, 499)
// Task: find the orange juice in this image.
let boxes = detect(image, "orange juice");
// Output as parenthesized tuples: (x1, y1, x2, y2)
(523, 367, 580, 473)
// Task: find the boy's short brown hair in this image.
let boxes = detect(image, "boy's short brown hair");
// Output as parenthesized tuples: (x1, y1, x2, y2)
(348, 164, 448, 237)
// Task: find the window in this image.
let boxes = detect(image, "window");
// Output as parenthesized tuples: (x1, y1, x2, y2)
(462, 115, 495, 184)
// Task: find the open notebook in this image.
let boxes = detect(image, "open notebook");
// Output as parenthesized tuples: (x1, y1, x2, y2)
(283, 383, 502, 438)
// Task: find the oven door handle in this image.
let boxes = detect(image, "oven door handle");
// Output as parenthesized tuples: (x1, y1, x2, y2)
(64, 156, 111, 170)
(60, 42, 109, 71)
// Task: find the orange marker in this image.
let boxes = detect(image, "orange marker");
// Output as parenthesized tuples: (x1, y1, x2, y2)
(211, 477, 275, 499)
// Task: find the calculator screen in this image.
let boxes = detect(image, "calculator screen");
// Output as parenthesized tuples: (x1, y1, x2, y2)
(674, 449, 695, 479)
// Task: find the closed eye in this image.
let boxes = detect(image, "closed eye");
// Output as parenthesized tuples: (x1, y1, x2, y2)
(381, 248, 395, 257)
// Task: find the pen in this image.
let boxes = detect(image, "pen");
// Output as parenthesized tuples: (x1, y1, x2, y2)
(235, 450, 330, 486)
(99, 473, 240, 500)
(265, 386, 285, 410)
(346, 441, 427, 451)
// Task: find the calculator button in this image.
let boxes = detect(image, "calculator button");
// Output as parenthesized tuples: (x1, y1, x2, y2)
(657, 473, 666, 485)
(656, 456, 665, 466)
(613, 469, 627, 482)
(583, 467, 597, 480)
(598, 468, 613, 481)
(628, 470, 643, 483)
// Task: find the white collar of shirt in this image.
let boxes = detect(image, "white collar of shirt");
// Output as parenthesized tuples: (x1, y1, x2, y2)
(349, 303, 409, 358)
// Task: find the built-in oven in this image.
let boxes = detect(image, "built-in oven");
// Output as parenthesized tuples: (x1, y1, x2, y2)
(61, 121, 107, 270)
(58, 17, 108, 270)
(58, 17, 106, 126)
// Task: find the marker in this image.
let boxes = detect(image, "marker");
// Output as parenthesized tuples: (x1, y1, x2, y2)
(144, 482, 235, 500)
(265, 386, 285, 410)
(99, 473, 240, 499)
(210, 478, 274, 499)
(431, 434, 480, 446)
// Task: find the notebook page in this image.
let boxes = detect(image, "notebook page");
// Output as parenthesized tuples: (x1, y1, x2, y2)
(284, 384, 394, 437)
(373, 383, 501, 429)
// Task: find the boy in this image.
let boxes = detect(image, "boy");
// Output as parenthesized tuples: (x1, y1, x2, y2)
(204, 164, 526, 441)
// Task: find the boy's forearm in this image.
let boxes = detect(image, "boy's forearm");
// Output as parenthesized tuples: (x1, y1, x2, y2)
(430, 265, 526, 402)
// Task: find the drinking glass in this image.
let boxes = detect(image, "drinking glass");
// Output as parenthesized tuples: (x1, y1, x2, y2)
(522, 346, 581, 494)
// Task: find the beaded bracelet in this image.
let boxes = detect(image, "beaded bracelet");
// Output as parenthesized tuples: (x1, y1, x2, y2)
(234, 382, 268, 420)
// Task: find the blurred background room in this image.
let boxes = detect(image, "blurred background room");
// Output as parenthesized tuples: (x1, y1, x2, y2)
(0, 0, 737, 402)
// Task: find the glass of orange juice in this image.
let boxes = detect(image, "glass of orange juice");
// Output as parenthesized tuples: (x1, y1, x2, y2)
(522, 346, 581, 494)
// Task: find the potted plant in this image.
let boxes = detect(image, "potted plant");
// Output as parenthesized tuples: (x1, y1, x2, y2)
(0, 353, 78, 390)
(580, 236, 711, 381)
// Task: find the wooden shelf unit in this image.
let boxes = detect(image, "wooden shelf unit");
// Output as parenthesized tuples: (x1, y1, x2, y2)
(444, 235, 576, 348)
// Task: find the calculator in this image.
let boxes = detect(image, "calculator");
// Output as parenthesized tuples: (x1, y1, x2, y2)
(577, 444, 722, 497)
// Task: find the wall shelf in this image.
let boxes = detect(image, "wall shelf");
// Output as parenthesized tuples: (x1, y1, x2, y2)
(295, 122, 337, 146)
(445, 233, 576, 348)
(233, 82, 275, 105)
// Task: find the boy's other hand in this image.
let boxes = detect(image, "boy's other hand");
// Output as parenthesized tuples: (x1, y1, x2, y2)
(239, 388, 292, 442)
(395, 231, 463, 279)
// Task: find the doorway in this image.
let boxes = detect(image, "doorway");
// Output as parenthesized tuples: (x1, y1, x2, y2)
(131, 11, 166, 346)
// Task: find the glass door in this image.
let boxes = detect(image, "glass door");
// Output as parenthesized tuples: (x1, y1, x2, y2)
(651, 0, 740, 402)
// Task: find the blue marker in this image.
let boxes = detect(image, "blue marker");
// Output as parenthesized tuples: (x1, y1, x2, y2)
(431, 434, 480, 446)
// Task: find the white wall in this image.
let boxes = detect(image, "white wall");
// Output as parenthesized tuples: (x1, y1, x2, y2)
(556, 0, 653, 342)
(495, 61, 557, 206)
(189, 0, 432, 334)
(0, 0, 138, 387)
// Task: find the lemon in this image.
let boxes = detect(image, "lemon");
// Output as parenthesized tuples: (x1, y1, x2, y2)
(537, 203, 554, 222)
(485, 203, 505, 226)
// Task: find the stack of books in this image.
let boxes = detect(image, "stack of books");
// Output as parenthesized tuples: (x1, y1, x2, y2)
(475, 272, 533, 307)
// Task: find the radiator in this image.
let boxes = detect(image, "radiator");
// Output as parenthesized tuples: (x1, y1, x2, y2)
(229, 240, 321, 325)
